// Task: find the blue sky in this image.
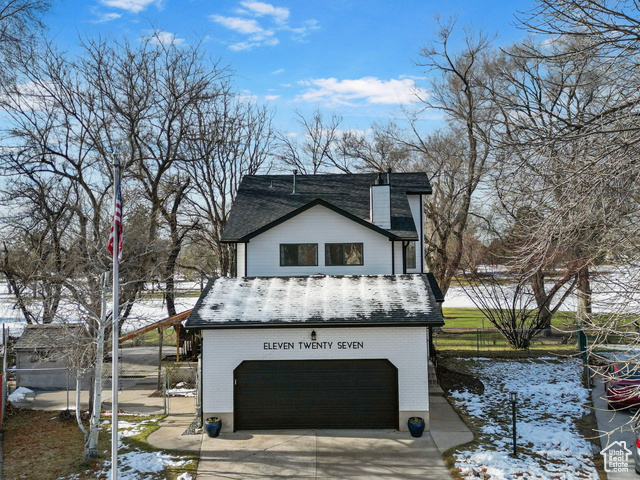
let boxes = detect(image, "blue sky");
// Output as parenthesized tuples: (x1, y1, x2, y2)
(46, 0, 535, 133)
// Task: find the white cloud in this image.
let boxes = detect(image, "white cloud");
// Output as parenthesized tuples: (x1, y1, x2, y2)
(147, 30, 185, 45)
(264, 94, 280, 101)
(99, 0, 160, 13)
(297, 77, 426, 106)
(240, 1, 289, 23)
(287, 19, 319, 40)
(271, 68, 284, 75)
(210, 15, 264, 35)
(91, 11, 122, 23)
(210, 14, 278, 50)
(210, 2, 318, 51)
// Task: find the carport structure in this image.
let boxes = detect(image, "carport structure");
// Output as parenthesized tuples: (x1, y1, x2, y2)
(119, 310, 195, 384)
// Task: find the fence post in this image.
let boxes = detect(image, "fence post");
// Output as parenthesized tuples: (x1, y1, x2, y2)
(477, 329, 480, 354)
(162, 368, 167, 415)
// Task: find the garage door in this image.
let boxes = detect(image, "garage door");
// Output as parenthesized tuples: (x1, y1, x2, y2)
(234, 359, 398, 430)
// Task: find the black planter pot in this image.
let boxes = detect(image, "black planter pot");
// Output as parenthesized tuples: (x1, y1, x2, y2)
(407, 417, 425, 438)
(204, 417, 222, 438)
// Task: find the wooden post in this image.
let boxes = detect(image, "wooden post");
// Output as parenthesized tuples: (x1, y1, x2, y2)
(175, 324, 180, 364)
(158, 328, 163, 390)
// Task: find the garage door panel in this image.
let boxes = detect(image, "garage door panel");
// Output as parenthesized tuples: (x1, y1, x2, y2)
(234, 359, 398, 430)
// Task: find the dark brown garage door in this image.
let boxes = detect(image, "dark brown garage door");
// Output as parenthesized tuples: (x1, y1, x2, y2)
(234, 359, 398, 430)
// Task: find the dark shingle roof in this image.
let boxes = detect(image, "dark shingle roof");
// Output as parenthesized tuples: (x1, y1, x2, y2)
(185, 273, 444, 328)
(221, 172, 431, 242)
(14, 324, 88, 351)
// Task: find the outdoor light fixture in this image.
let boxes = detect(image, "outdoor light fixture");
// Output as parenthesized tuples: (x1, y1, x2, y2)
(509, 391, 518, 456)
(311, 330, 317, 341)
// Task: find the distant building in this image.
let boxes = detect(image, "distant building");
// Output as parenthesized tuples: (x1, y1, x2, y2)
(187, 171, 445, 432)
(14, 324, 90, 389)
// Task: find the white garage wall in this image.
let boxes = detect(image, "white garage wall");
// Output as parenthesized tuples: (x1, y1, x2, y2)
(202, 326, 430, 427)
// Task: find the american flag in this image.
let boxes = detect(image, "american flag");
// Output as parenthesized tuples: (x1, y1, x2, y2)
(108, 184, 123, 263)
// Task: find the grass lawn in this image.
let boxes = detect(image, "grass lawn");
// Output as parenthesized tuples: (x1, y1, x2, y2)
(2, 407, 198, 480)
(438, 308, 580, 354)
(442, 307, 576, 329)
(121, 327, 180, 348)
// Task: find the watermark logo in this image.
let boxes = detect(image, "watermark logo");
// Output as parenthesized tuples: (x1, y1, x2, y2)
(601, 440, 631, 473)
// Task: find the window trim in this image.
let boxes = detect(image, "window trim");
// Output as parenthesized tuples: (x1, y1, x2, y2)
(324, 243, 364, 266)
(279, 243, 318, 267)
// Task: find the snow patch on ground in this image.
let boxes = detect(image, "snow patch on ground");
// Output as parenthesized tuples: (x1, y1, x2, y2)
(117, 419, 153, 438)
(449, 358, 599, 480)
(166, 388, 196, 397)
(101, 450, 187, 480)
(8, 387, 34, 403)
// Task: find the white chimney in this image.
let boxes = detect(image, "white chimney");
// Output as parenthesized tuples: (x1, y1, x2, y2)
(370, 171, 391, 229)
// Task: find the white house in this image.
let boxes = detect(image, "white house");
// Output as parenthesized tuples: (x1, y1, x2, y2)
(186, 171, 445, 432)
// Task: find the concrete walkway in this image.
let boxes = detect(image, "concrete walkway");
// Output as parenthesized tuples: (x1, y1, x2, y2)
(430, 394, 475, 454)
(147, 393, 473, 479)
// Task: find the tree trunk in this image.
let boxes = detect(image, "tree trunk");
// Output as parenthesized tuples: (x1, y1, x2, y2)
(86, 318, 104, 460)
(576, 264, 592, 326)
(75, 372, 88, 452)
(86, 276, 107, 460)
(531, 270, 553, 336)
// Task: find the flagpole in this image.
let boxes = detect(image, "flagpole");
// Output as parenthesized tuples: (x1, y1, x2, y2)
(111, 159, 120, 480)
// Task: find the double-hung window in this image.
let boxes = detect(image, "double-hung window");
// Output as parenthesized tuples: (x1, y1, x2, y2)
(280, 244, 318, 266)
(325, 243, 363, 266)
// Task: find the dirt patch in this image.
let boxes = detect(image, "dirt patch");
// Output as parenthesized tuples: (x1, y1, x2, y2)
(437, 361, 485, 396)
(2, 406, 107, 480)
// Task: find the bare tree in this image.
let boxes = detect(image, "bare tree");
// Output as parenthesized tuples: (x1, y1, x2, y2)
(77, 33, 230, 315)
(458, 264, 549, 349)
(0, 0, 50, 85)
(339, 123, 413, 173)
(277, 108, 344, 174)
(485, 37, 640, 327)
(403, 21, 496, 296)
(183, 94, 275, 276)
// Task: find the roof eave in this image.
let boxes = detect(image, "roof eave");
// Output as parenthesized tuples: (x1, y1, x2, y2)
(405, 189, 432, 195)
(185, 319, 445, 329)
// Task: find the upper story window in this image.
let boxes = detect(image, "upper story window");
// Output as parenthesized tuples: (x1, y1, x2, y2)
(280, 244, 318, 266)
(325, 243, 363, 266)
(405, 241, 416, 270)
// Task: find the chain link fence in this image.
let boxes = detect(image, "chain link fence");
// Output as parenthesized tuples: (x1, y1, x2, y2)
(433, 327, 578, 354)
(8, 348, 200, 416)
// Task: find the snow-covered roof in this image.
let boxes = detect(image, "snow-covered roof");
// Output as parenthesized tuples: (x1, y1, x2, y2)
(186, 274, 444, 328)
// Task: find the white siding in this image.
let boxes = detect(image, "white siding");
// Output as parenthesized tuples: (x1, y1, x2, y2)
(246, 204, 392, 276)
(236, 243, 246, 277)
(392, 241, 404, 274)
(370, 185, 391, 228)
(202, 326, 430, 415)
(407, 195, 424, 273)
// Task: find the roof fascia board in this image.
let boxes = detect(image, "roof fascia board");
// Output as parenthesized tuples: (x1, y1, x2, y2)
(187, 320, 445, 329)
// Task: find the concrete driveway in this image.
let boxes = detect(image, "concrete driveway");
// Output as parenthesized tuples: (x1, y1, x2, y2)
(197, 429, 452, 479)
(592, 375, 639, 479)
